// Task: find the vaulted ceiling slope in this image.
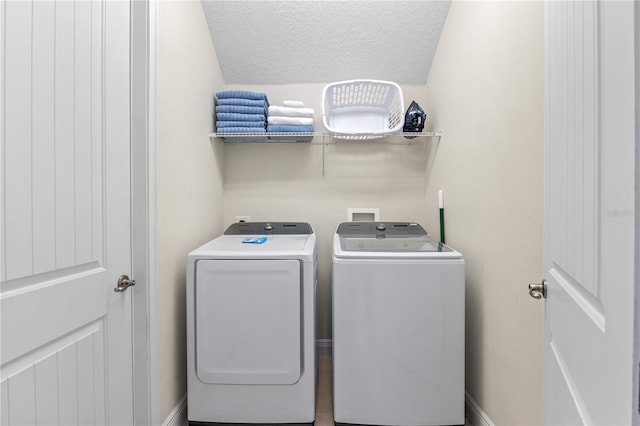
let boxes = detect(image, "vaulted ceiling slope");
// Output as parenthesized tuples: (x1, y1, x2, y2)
(201, 0, 451, 85)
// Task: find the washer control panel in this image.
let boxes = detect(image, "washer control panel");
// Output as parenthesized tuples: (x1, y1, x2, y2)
(336, 222, 427, 237)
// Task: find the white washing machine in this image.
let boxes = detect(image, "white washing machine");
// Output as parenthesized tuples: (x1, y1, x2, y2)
(186, 222, 317, 425)
(332, 222, 465, 426)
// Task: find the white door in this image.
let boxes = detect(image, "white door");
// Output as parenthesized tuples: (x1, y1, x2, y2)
(1, 1, 134, 424)
(542, 1, 636, 424)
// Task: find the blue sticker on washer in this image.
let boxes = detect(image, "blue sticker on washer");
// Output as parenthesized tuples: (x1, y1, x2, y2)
(242, 237, 267, 244)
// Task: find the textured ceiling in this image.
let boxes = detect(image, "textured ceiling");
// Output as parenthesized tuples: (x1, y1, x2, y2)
(201, 1, 451, 85)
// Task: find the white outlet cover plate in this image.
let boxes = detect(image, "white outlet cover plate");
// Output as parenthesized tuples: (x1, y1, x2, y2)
(347, 208, 380, 222)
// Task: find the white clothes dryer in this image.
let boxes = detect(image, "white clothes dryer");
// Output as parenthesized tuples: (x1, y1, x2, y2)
(332, 222, 465, 426)
(186, 222, 317, 425)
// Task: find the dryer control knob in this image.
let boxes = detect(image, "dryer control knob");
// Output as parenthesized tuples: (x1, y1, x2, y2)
(376, 223, 386, 231)
(264, 223, 274, 231)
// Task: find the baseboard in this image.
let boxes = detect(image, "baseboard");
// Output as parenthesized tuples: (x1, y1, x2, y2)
(162, 394, 187, 426)
(316, 338, 332, 358)
(465, 391, 495, 426)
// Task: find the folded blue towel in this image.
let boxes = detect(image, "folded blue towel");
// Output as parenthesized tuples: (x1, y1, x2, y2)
(217, 98, 269, 108)
(216, 120, 266, 128)
(216, 105, 266, 115)
(215, 127, 267, 134)
(216, 90, 268, 102)
(267, 125, 315, 133)
(216, 113, 266, 121)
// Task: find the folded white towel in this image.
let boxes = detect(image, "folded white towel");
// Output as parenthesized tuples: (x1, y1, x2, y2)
(268, 105, 314, 118)
(283, 100, 305, 108)
(267, 116, 314, 126)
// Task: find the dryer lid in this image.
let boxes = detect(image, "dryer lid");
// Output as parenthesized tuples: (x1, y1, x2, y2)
(208, 235, 310, 251)
(188, 233, 317, 262)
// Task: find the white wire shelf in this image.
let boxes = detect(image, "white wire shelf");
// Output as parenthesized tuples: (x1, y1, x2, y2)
(209, 131, 442, 145)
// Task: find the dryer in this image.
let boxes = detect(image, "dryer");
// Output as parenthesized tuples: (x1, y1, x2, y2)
(332, 222, 465, 426)
(186, 222, 317, 425)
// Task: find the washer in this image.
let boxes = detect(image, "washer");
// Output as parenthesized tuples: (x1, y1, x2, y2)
(186, 222, 317, 425)
(332, 222, 465, 426)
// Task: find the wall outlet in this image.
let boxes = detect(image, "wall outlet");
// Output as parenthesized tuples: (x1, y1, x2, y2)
(235, 216, 251, 223)
(347, 208, 380, 222)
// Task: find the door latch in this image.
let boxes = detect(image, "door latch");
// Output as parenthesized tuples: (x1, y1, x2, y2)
(114, 274, 136, 292)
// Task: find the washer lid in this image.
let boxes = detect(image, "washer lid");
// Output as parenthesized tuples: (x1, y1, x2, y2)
(334, 222, 462, 259)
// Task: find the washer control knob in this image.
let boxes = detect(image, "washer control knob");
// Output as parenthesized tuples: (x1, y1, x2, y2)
(264, 223, 274, 231)
(376, 223, 386, 231)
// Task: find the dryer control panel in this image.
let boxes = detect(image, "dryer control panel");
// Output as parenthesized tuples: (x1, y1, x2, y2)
(224, 222, 313, 235)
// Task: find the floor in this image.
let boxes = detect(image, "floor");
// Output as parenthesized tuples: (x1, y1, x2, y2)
(315, 357, 334, 425)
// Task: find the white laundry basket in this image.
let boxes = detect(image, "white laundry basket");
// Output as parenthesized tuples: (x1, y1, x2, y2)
(322, 79, 404, 139)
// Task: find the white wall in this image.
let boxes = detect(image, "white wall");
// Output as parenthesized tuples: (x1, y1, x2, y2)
(422, 2, 544, 424)
(158, 1, 225, 420)
(222, 84, 437, 339)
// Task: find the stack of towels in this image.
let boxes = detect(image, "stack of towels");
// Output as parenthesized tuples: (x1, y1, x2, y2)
(267, 101, 315, 140)
(215, 90, 269, 134)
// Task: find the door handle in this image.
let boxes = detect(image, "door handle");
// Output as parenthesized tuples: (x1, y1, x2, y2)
(528, 279, 547, 300)
(114, 275, 136, 292)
